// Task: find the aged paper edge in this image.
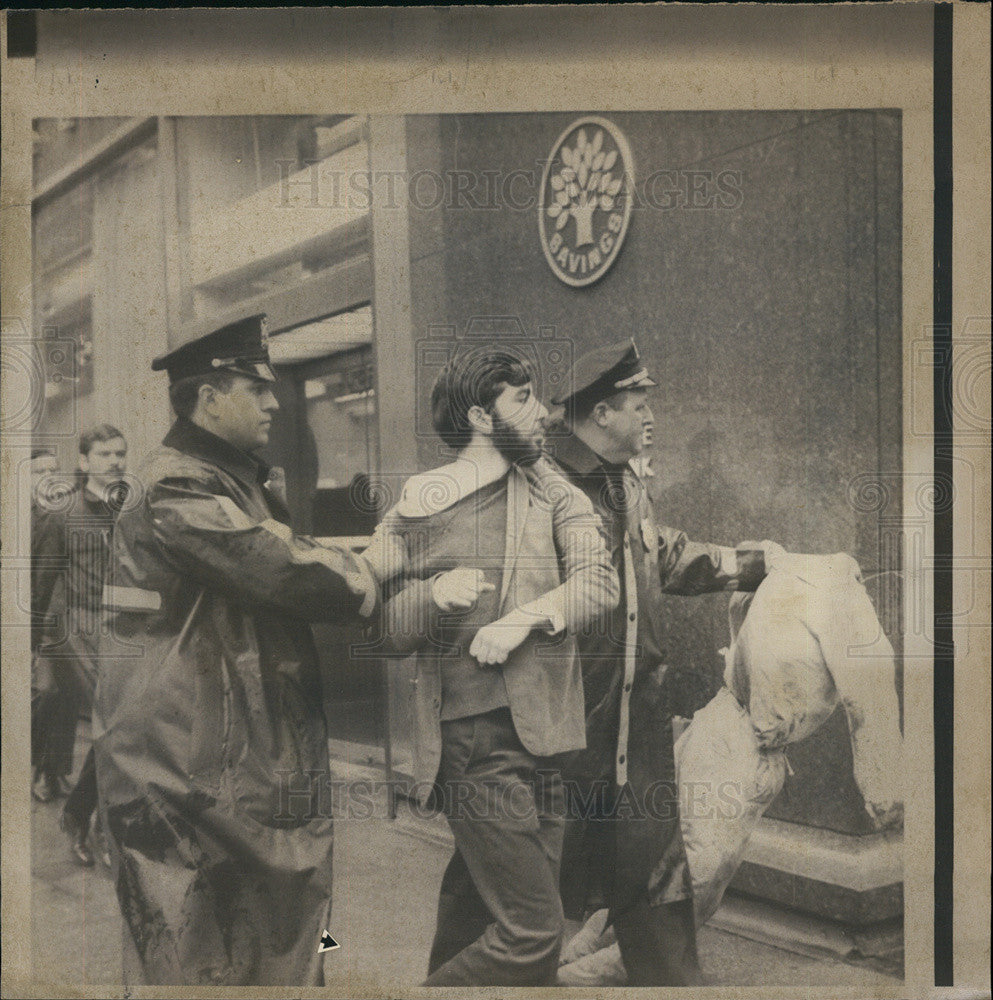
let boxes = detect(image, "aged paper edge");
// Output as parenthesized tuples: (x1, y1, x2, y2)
(1, 5, 989, 998)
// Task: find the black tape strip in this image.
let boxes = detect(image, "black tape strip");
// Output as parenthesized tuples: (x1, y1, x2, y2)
(932, 1, 954, 988)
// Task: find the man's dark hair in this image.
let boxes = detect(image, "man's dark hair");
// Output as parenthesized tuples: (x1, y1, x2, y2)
(431, 348, 535, 451)
(79, 423, 126, 456)
(168, 371, 237, 420)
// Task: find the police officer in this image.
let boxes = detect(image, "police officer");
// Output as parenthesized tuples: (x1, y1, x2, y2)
(93, 314, 380, 986)
(548, 340, 770, 986)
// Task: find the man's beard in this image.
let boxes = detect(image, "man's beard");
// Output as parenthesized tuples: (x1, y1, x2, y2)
(491, 413, 545, 465)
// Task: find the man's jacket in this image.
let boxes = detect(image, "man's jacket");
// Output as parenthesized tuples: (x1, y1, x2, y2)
(548, 426, 766, 913)
(93, 417, 379, 986)
(364, 458, 619, 804)
(31, 486, 115, 779)
(34, 486, 119, 697)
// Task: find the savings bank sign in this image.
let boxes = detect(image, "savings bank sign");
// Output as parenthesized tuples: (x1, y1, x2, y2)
(538, 117, 634, 287)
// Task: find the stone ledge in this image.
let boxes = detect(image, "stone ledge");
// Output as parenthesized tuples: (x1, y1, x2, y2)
(732, 816, 903, 924)
(742, 816, 903, 889)
(711, 892, 902, 976)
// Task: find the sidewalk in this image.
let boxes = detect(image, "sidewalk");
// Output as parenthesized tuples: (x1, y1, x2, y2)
(29, 740, 902, 991)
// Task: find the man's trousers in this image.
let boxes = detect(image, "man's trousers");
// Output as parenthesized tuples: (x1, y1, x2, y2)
(560, 778, 703, 986)
(424, 707, 566, 986)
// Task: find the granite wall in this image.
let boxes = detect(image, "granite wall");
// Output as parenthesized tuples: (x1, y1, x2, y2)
(404, 110, 903, 836)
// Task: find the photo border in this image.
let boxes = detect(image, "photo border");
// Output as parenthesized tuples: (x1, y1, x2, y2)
(2, 6, 988, 997)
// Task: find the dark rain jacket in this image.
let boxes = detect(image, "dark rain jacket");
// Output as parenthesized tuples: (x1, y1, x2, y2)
(93, 417, 379, 986)
(548, 428, 766, 918)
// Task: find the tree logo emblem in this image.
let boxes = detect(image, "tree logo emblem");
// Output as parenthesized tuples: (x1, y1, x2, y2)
(538, 117, 634, 287)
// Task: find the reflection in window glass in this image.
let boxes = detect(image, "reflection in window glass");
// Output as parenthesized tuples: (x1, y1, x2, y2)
(266, 307, 379, 539)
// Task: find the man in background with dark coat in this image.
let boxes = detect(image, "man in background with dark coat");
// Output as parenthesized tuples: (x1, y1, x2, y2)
(48, 426, 129, 867)
(93, 314, 380, 986)
(547, 340, 771, 986)
(31, 428, 128, 839)
(30, 446, 69, 802)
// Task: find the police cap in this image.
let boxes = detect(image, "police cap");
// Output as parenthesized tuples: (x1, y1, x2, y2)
(151, 313, 276, 384)
(552, 338, 657, 406)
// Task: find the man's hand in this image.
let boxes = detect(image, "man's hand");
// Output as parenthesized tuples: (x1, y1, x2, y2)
(470, 609, 536, 666)
(432, 568, 496, 612)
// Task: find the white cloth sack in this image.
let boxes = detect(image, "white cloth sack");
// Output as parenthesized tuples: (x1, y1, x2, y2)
(559, 550, 904, 983)
(675, 686, 789, 924)
(679, 549, 904, 925)
(725, 550, 903, 822)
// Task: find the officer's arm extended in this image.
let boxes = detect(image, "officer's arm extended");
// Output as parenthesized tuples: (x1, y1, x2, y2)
(147, 476, 379, 623)
(657, 527, 775, 595)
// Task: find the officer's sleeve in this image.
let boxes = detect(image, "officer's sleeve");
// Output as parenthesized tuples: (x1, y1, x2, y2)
(539, 475, 620, 634)
(657, 529, 775, 595)
(362, 508, 442, 656)
(147, 477, 379, 623)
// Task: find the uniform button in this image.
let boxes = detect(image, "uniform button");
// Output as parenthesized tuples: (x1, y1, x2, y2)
(624, 683, 632, 692)
(629, 612, 636, 621)
(618, 754, 626, 765)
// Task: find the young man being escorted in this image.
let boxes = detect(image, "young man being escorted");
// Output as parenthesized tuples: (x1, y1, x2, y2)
(365, 347, 618, 987)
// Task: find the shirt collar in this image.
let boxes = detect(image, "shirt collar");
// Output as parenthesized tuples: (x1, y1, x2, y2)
(79, 486, 116, 516)
(163, 417, 269, 488)
(83, 483, 107, 504)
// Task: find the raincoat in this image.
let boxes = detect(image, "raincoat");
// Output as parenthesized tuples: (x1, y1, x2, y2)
(93, 417, 379, 985)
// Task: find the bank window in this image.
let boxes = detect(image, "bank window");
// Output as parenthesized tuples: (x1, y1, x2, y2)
(265, 306, 379, 539)
(33, 176, 95, 400)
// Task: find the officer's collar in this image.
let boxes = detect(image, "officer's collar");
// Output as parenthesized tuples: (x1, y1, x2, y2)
(546, 423, 611, 476)
(164, 417, 269, 488)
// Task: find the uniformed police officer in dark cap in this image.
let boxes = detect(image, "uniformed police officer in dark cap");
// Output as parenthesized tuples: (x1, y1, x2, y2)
(93, 314, 380, 986)
(547, 339, 771, 986)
